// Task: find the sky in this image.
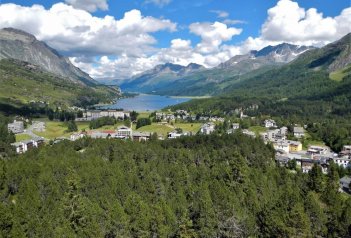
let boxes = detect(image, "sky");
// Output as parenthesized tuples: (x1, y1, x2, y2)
(0, 0, 350, 80)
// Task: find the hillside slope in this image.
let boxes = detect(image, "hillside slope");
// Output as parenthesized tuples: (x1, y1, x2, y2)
(0, 59, 120, 109)
(0, 28, 97, 86)
(172, 33, 351, 116)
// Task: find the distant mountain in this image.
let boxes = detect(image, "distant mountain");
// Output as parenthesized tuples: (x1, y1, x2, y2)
(218, 43, 313, 70)
(221, 33, 351, 99)
(136, 43, 314, 96)
(0, 28, 97, 86)
(119, 63, 206, 92)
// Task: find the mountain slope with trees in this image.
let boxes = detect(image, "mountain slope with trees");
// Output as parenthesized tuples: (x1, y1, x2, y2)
(1, 134, 350, 237)
(0, 59, 120, 110)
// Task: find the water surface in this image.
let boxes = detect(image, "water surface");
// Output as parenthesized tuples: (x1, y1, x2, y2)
(101, 94, 192, 112)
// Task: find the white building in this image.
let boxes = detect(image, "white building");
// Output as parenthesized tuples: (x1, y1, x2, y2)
(200, 122, 216, 135)
(167, 131, 190, 139)
(82, 110, 130, 121)
(116, 126, 132, 139)
(242, 129, 256, 138)
(294, 127, 305, 138)
(264, 119, 277, 128)
(32, 121, 46, 132)
(273, 141, 290, 154)
(70, 132, 86, 141)
(11, 137, 45, 154)
(334, 157, 350, 168)
(307, 146, 329, 155)
(8, 120, 24, 134)
(232, 123, 240, 130)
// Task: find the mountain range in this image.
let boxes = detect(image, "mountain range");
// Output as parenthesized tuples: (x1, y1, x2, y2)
(0, 28, 119, 109)
(0, 28, 97, 86)
(172, 32, 351, 117)
(117, 43, 314, 95)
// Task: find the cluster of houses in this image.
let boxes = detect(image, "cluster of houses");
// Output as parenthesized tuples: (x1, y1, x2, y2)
(8, 120, 24, 134)
(77, 110, 131, 121)
(156, 110, 225, 123)
(11, 137, 45, 154)
(276, 138, 351, 175)
(70, 126, 156, 142)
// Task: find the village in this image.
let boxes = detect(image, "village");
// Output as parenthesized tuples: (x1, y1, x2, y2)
(7, 108, 351, 193)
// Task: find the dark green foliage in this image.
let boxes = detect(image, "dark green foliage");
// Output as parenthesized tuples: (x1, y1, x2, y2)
(89, 116, 116, 129)
(0, 134, 348, 237)
(66, 120, 78, 132)
(0, 114, 15, 157)
(136, 118, 151, 129)
(130, 111, 139, 122)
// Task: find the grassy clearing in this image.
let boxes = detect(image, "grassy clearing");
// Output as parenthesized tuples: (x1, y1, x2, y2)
(15, 134, 32, 142)
(35, 121, 70, 139)
(249, 126, 267, 135)
(174, 123, 202, 133)
(137, 112, 151, 119)
(329, 65, 351, 81)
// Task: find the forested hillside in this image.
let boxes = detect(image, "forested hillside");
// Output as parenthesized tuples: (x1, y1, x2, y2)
(1, 134, 350, 237)
(0, 59, 120, 110)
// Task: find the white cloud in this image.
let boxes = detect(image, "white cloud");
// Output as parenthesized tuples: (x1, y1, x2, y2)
(244, 0, 351, 50)
(222, 19, 246, 25)
(0, 0, 350, 81)
(0, 3, 176, 57)
(190, 22, 242, 54)
(145, 0, 172, 7)
(65, 0, 108, 12)
(210, 10, 229, 18)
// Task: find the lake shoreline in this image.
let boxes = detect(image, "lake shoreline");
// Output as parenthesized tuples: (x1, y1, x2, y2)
(98, 94, 193, 112)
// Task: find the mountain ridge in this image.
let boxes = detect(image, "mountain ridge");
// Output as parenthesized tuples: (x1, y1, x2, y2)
(0, 27, 97, 86)
(119, 42, 315, 95)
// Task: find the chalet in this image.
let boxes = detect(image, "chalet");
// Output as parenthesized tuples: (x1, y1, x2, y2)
(232, 123, 240, 130)
(116, 126, 132, 139)
(264, 119, 277, 128)
(132, 132, 151, 142)
(8, 120, 24, 134)
(32, 121, 46, 132)
(200, 122, 216, 135)
(261, 128, 286, 142)
(301, 162, 314, 173)
(11, 142, 24, 154)
(307, 146, 328, 155)
(293, 127, 305, 138)
(334, 157, 350, 168)
(89, 131, 111, 139)
(273, 141, 290, 154)
(279, 127, 288, 135)
(168, 131, 190, 139)
(340, 145, 351, 157)
(242, 129, 256, 138)
(32, 137, 45, 147)
(227, 123, 239, 134)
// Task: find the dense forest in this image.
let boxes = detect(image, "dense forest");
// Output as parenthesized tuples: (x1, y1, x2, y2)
(0, 132, 350, 237)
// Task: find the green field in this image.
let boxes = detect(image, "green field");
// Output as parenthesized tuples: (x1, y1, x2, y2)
(137, 112, 151, 119)
(329, 65, 351, 81)
(248, 126, 267, 135)
(15, 134, 32, 142)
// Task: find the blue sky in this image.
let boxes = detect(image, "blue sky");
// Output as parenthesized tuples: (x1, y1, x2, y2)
(0, 0, 350, 79)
